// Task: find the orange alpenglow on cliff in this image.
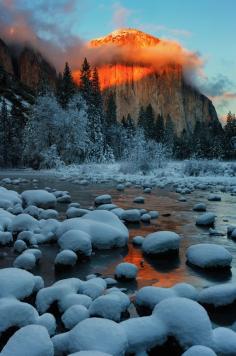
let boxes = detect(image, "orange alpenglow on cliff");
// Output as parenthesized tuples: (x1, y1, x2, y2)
(72, 28, 192, 90)
(73, 28, 218, 135)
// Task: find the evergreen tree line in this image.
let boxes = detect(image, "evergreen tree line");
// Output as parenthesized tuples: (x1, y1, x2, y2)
(0, 58, 236, 168)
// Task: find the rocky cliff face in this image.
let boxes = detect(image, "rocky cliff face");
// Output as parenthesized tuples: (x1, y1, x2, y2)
(88, 29, 219, 135)
(0, 38, 57, 91)
(19, 48, 57, 90)
(0, 39, 14, 75)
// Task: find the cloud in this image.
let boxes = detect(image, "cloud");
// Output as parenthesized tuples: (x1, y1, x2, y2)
(112, 3, 131, 28)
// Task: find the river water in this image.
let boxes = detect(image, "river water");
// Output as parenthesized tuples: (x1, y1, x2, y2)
(0, 173, 236, 326)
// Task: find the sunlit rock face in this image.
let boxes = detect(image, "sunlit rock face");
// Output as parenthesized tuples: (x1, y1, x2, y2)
(74, 28, 219, 135)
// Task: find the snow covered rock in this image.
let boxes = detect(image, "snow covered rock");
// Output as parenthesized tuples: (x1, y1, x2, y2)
(117, 183, 125, 191)
(11, 214, 39, 232)
(57, 210, 128, 250)
(24, 205, 40, 219)
(58, 230, 92, 256)
(68, 352, 112, 356)
(21, 190, 56, 209)
(182, 345, 216, 356)
(58, 293, 92, 312)
(62, 305, 89, 329)
(121, 315, 166, 354)
(142, 231, 181, 255)
(39, 209, 58, 220)
(55, 250, 78, 267)
(132, 236, 145, 246)
(133, 196, 145, 204)
(36, 278, 81, 313)
(96, 203, 117, 211)
(95, 194, 112, 206)
(208, 228, 224, 236)
(208, 194, 221, 201)
(13, 239, 27, 253)
(0, 232, 12, 245)
(149, 211, 159, 219)
(152, 297, 213, 349)
(115, 262, 138, 280)
(89, 292, 130, 322)
(196, 213, 216, 226)
(212, 327, 236, 355)
(121, 209, 141, 222)
(66, 207, 90, 218)
(79, 278, 106, 300)
(0, 187, 22, 209)
(13, 251, 36, 270)
(55, 317, 128, 355)
(111, 207, 125, 219)
(144, 187, 152, 193)
(193, 203, 206, 212)
(0, 268, 43, 299)
(140, 213, 151, 222)
(186, 244, 232, 269)
(198, 283, 236, 307)
(136, 283, 198, 313)
(1, 325, 54, 356)
(57, 194, 72, 203)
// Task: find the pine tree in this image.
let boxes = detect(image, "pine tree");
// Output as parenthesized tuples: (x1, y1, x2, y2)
(138, 106, 146, 128)
(144, 104, 155, 140)
(163, 114, 175, 153)
(80, 58, 92, 104)
(9, 103, 25, 166)
(57, 62, 76, 109)
(155, 114, 164, 142)
(105, 93, 117, 128)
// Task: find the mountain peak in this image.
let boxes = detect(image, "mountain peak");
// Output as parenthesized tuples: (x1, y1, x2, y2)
(90, 28, 160, 48)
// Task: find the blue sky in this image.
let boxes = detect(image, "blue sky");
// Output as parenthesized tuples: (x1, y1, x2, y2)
(1, 0, 235, 119)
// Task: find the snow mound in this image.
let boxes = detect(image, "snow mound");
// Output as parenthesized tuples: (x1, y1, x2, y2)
(58, 293, 92, 312)
(11, 214, 39, 232)
(136, 283, 198, 312)
(193, 203, 206, 212)
(96, 203, 117, 211)
(62, 305, 89, 329)
(196, 213, 216, 226)
(39, 209, 58, 220)
(58, 230, 92, 256)
(21, 190, 56, 209)
(57, 210, 128, 250)
(0, 187, 22, 209)
(68, 352, 112, 356)
(89, 291, 130, 321)
(53, 317, 128, 355)
(0, 268, 43, 299)
(212, 327, 236, 355)
(121, 315, 166, 353)
(13, 239, 27, 253)
(132, 236, 145, 245)
(55, 250, 78, 266)
(115, 262, 138, 280)
(95, 194, 112, 206)
(0, 232, 13, 245)
(121, 209, 141, 222)
(36, 278, 81, 313)
(152, 297, 213, 348)
(141, 213, 151, 222)
(208, 194, 221, 201)
(142, 231, 181, 255)
(66, 207, 90, 218)
(13, 251, 36, 270)
(133, 196, 145, 204)
(198, 283, 236, 307)
(182, 345, 216, 356)
(79, 278, 106, 299)
(186, 244, 232, 269)
(149, 211, 159, 219)
(1, 325, 53, 356)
